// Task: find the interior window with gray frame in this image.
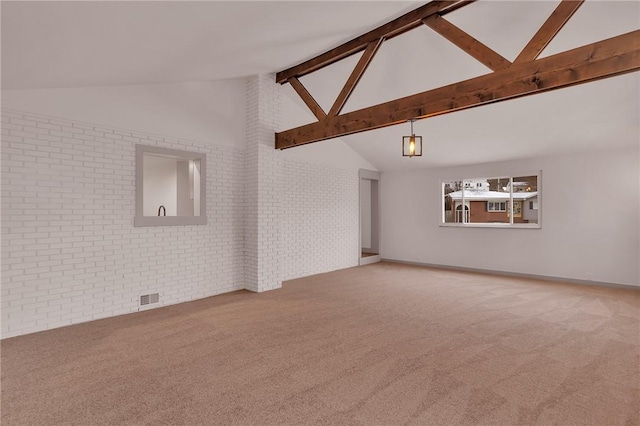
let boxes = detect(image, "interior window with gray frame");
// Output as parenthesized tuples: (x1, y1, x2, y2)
(134, 144, 207, 227)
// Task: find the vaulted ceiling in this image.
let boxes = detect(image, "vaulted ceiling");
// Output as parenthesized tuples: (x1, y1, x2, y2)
(278, 0, 640, 170)
(2, 1, 638, 171)
(1, 1, 422, 89)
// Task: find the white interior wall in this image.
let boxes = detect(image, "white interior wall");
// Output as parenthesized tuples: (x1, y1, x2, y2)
(361, 179, 372, 249)
(193, 161, 201, 216)
(280, 161, 360, 282)
(143, 155, 177, 216)
(244, 75, 364, 290)
(1, 80, 246, 148)
(380, 146, 640, 286)
(175, 160, 193, 217)
(1, 109, 246, 338)
(278, 82, 365, 280)
(1, 74, 374, 337)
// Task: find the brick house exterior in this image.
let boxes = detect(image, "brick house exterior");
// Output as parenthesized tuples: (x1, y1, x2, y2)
(445, 179, 538, 224)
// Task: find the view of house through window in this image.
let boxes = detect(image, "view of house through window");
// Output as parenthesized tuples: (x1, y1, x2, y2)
(442, 174, 539, 227)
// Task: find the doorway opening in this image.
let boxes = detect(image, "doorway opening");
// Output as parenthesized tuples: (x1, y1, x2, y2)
(359, 169, 380, 265)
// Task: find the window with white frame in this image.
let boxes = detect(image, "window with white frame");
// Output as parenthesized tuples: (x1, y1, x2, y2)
(441, 173, 540, 228)
(487, 201, 507, 212)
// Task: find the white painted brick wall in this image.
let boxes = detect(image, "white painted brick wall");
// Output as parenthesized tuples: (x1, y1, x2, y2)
(1, 110, 245, 338)
(244, 74, 359, 287)
(244, 74, 285, 293)
(281, 161, 360, 281)
(1, 74, 361, 338)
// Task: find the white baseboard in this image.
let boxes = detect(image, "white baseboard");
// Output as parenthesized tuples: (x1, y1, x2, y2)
(360, 255, 381, 266)
(380, 258, 639, 291)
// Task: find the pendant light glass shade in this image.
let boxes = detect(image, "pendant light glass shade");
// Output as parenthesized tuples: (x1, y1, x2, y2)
(402, 119, 422, 157)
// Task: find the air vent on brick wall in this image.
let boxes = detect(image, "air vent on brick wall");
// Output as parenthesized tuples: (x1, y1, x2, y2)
(140, 293, 160, 306)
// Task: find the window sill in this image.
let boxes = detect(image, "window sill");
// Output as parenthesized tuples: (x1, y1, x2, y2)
(439, 222, 541, 229)
(134, 216, 208, 227)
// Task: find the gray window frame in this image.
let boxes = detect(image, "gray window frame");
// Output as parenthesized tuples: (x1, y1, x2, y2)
(134, 144, 207, 227)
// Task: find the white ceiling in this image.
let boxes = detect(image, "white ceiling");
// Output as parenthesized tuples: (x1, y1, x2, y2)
(2, 1, 639, 171)
(1, 1, 421, 89)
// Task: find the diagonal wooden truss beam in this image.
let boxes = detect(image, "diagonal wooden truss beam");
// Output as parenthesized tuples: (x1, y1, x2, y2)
(328, 38, 384, 117)
(288, 77, 326, 121)
(422, 14, 511, 71)
(276, 0, 472, 84)
(275, 31, 640, 149)
(515, 0, 585, 63)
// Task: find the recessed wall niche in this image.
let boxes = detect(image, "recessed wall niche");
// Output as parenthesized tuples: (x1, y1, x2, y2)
(134, 144, 207, 227)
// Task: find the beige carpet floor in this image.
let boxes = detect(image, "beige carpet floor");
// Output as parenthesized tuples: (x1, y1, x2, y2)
(2, 262, 639, 425)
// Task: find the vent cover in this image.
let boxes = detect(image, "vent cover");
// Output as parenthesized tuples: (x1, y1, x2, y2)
(140, 293, 159, 306)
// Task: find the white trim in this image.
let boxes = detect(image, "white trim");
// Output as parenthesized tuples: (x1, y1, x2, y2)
(461, 181, 466, 223)
(360, 254, 381, 265)
(509, 177, 514, 225)
(380, 259, 639, 290)
(487, 201, 507, 212)
(359, 169, 380, 265)
(359, 169, 380, 180)
(440, 222, 540, 229)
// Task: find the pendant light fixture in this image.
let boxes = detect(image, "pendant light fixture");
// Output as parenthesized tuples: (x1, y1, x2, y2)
(402, 119, 422, 157)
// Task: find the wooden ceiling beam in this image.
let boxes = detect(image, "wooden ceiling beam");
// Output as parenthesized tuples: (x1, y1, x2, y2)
(514, 0, 585, 63)
(422, 14, 511, 71)
(288, 77, 327, 121)
(436, 0, 476, 16)
(275, 30, 640, 149)
(275, 0, 472, 84)
(328, 38, 383, 117)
